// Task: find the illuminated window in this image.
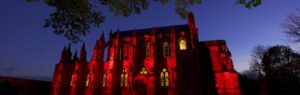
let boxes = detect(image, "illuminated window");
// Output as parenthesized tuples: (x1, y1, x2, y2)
(125, 73, 128, 86)
(165, 72, 169, 86)
(146, 43, 150, 58)
(160, 68, 169, 87)
(120, 70, 128, 87)
(121, 73, 124, 86)
(70, 74, 74, 86)
(179, 38, 187, 50)
(86, 74, 89, 86)
(140, 67, 148, 75)
(163, 42, 170, 58)
(160, 72, 164, 86)
(102, 72, 108, 87)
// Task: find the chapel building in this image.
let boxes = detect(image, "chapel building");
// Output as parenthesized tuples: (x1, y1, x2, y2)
(51, 13, 241, 95)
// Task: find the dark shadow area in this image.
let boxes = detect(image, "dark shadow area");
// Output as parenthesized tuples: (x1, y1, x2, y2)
(0, 80, 18, 95)
(238, 74, 259, 95)
(0, 76, 51, 95)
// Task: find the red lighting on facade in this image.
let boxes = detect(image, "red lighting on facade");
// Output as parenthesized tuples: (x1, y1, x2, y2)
(51, 12, 241, 95)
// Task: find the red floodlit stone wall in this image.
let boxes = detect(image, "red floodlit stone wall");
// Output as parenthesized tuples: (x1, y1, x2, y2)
(206, 40, 241, 95)
(51, 12, 241, 95)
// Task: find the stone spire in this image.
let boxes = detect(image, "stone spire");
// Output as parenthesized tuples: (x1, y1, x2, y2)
(99, 31, 106, 48)
(73, 49, 78, 61)
(59, 46, 67, 63)
(100, 31, 105, 43)
(80, 42, 87, 61)
(66, 43, 72, 62)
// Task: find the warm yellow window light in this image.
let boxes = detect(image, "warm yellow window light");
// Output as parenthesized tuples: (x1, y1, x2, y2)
(140, 67, 148, 75)
(125, 73, 128, 86)
(146, 43, 150, 58)
(70, 74, 74, 86)
(165, 72, 169, 86)
(86, 74, 89, 86)
(179, 39, 187, 50)
(160, 72, 164, 86)
(121, 70, 128, 87)
(102, 72, 107, 87)
(160, 68, 169, 87)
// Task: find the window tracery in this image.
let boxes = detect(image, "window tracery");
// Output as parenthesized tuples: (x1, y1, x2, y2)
(160, 68, 169, 87)
(102, 72, 108, 87)
(146, 43, 150, 58)
(70, 74, 74, 86)
(163, 42, 170, 58)
(86, 74, 89, 86)
(140, 67, 148, 75)
(120, 69, 128, 87)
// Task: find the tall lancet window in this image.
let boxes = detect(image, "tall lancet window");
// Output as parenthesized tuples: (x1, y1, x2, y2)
(70, 74, 74, 86)
(179, 38, 187, 50)
(145, 42, 150, 58)
(102, 72, 108, 87)
(86, 74, 89, 86)
(160, 68, 169, 87)
(120, 69, 128, 87)
(163, 42, 170, 58)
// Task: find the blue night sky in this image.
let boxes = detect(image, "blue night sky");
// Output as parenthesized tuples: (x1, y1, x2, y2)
(0, 0, 299, 80)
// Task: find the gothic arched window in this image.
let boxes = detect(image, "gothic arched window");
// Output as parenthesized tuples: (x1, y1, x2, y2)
(70, 74, 74, 86)
(120, 69, 128, 87)
(86, 74, 89, 86)
(146, 43, 150, 58)
(140, 67, 148, 75)
(102, 72, 108, 87)
(160, 68, 169, 87)
(179, 38, 187, 50)
(163, 42, 170, 58)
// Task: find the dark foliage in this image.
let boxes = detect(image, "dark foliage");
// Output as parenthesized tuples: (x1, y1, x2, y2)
(238, 73, 259, 95)
(249, 45, 300, 94)
(44, 0, 105, 43)
(236, 0, 262, 9)
(28, 0, 261, 43)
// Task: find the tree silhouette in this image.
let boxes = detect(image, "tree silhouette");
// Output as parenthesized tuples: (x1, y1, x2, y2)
(250, 45, 300, 94)
(282, 9, 300, 43)
(249, 45, 269, 73)
(238, 71, 259, 95)
(28, 0, 262, 43)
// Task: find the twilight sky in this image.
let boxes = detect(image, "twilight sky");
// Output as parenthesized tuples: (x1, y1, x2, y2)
(0, 0, 299, 80)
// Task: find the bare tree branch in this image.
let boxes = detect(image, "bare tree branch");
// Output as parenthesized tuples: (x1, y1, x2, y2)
(282, 10, 300, 42)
